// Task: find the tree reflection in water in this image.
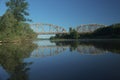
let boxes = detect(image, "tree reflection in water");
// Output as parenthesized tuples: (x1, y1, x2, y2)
(79, 39, 120, 54)
(52, 40, 120, 54)
(0, 42, 37, 80)
(0, 40, 120, 80)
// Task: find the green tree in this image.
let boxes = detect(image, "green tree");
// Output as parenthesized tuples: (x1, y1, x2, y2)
(6, 0, 29, 22)
(0, 11, 17, 37)
(0, 0, 37, 41)
(0, 11, 17, 30)
(69, 28, 78, 39)
(93, 23, 120, 38)
(69, 27, 73, 33)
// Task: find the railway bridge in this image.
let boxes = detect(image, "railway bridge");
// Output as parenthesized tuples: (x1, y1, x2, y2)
(30, 23, 106, 34)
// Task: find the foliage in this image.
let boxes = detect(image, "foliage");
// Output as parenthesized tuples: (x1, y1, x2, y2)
(0, 11, 37, 41)
(50, 27, 79, 39)
(78, 33, 93, 39)
(0, 11, 17, 40)
(0, 11, 16, 31)
(0, 0, 37, 42)
(92, 23, 120, 38)
(78, 23, 120, 39)
(6, 0, 30, 22)
(50, 23, 120, 39)
(69, 28, 79, 39)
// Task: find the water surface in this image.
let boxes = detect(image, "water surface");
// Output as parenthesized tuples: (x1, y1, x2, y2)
(0, 40, 120, 80)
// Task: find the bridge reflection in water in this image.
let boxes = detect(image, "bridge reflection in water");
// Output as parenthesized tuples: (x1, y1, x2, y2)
(31, 46, 67, 58)
(30, 40, 120, 58)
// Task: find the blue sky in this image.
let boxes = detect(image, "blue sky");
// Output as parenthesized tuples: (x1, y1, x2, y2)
(27, 0, 120, 27)
(1, 0, 120, 27)
(0, 0, 120, 38)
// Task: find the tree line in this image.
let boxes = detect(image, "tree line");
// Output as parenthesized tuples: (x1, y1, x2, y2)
(50, 23, 120, 39)
(50, 27, 79, 39)
(0, 0, 37, 42)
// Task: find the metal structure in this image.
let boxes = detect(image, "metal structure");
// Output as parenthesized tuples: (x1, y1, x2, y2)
(76, 24, 106, 33)
(30, 23, 107, 34)
(30, 23, 67, 34)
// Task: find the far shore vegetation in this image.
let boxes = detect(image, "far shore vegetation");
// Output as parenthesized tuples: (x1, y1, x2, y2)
(50, 23, 120, 40)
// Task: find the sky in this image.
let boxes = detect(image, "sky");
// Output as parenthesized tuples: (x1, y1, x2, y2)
(0, 0, 120, 38)
(28, 0, 120, 27)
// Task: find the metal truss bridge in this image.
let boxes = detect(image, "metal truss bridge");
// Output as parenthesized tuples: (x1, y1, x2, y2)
(30, 23, 67, 34)
(30, 23, 106, 35)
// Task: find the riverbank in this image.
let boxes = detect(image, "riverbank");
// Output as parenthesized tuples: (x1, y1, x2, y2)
(0, 38, 35, 43)
(0, 40, 19, 43)
(50, 38, 120, 41)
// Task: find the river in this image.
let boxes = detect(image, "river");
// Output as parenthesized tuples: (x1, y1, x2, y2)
(0, 39, 120, 80)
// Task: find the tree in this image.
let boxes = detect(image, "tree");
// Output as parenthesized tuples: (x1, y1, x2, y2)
(71, 29, 79, 39)
(69, 28, 78, 39)
(69, 27, 73, 33)
(6, 0, 29, 22)
(0, 11, 17, 34)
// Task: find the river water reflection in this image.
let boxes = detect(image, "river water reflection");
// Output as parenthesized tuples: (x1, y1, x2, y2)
(0, 40, 120, 80)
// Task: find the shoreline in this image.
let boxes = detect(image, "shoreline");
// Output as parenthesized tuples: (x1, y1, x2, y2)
(0, 39, 34, 43)
(50, 39, 120, 41)
(0, 38, 120, 43)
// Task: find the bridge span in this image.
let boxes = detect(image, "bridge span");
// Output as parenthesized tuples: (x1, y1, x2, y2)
(30, 23, 106, 35)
